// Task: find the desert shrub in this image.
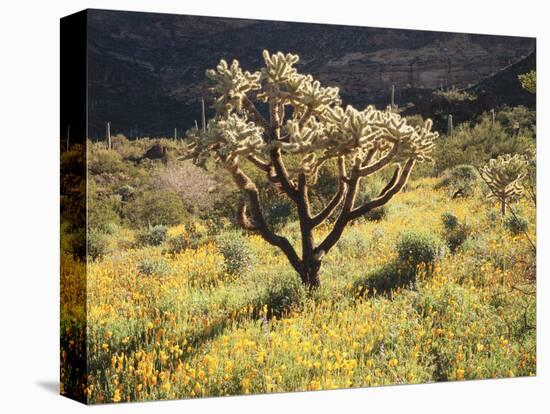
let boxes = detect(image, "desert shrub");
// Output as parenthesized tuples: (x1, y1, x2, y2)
(396, 230, 445, 270)
(260, 271, 307, 317)
(445, 225, 471, 253)
(435, 164, 479, 197)
(87, 230, 113, 260)
(486, 209, 500, 226)
(440, 212, 470, 253)
(165, 223, 209, 253)
(204, 217, 232, 235)
(89, 148, 125, 175)
(352, 262, 413, 296)
(337, 229, 369, 257)
(110, 134, 129, 149)
(123, 190, 187, 227)
(138, 257, 171, 276)
(265, 199, 295, 230)
(216, 232, 254, 276)
(101, 222, 119, 235)
(87, 193, 121, 231)
(441, 212, 459, 231)
(404, 114, 426, 128)
(364, 206, 388, 222)
(496, 105, 536, 136)
(448, 164, 478, 183)
(434, 86, 475, 102)
(186, 222, 210, 247)
(136, 225, 168, 247)
(150, 162, 221, 213)
(370, 227, 386, 247)
(166, 233, 189, 254)
(115, 185, 135, 202)
(433, 118, 534, 174)
(504, 214, 529, 236)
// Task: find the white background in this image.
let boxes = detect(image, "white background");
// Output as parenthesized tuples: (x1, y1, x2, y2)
(0, 0, 547, 412)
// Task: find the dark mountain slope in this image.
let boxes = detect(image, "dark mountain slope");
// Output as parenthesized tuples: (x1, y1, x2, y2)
(85, 9, 535, 138)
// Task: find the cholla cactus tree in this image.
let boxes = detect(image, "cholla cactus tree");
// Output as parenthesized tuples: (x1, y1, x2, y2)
(480, 154, 528, 216)
(184, 51, 438, 287)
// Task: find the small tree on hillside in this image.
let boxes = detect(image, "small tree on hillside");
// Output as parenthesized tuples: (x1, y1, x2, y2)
(184, 51, 438, 288)
(518, 70, 536, 94)
(480, 154, 527, 216)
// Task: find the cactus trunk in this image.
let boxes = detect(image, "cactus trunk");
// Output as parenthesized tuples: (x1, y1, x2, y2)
(301, 259, 321, 288)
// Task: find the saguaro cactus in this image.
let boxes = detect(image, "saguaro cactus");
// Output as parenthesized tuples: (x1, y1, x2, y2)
(447, 114, 453, 136)
(184, 51, 438, 287)
(106, 121, 112, 150)
(480, 154, 527, 216)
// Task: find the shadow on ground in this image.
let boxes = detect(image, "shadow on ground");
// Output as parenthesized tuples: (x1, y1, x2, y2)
(36, 380, 59, 395)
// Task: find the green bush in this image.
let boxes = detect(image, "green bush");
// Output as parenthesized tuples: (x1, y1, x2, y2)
(216, 232, 254, 276)
(396, 230, 445, 270)
(260, 271, 307, 317)
(186, 223, 210, 248)
(435, 164, 479, 197)
(136, 225, 168, 247)
(440, 212, 470, 253)
(441, 212, 459, 231)
(337, 229, 369, 257)
(446, 226, 471, 253)
(486, 210, 500, 225)
(89, 148, 125, 175)
(115, 185, 135, 202)
(166, 233, 189, 254)
(101, 222, 119, 235)
(266, 199, 295, 230)
(496, 105, 536, 136)
(352, 262, 413, 297)
(123, 191, 186, 227)
(138, 257, 171, 276)
(504, 214, 529, 236)
(87, 230, 113, 260)
(364, 206, 388, 222)
(433, 117, 535, 174)
(87, 193, 121, 231)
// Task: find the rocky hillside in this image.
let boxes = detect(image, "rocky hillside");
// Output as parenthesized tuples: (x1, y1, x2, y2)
(86, 9, 535, 138)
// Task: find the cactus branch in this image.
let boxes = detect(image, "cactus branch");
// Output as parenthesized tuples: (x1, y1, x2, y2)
(350, 158, 414, 220)
(228, 161, 305, 282)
